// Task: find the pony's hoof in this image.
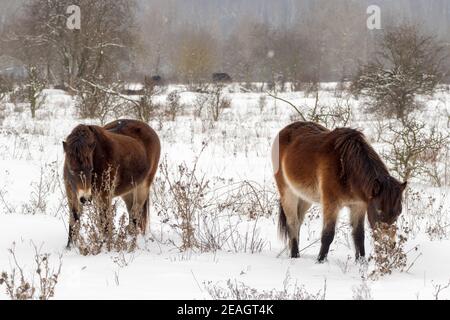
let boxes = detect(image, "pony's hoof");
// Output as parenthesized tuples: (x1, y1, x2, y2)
(355, 256, 367, 265)
(316, 256, 327, 263)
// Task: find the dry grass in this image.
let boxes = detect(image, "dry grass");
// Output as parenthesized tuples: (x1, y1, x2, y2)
(152, 146, 274, 253)
(204, 271, 326, 300)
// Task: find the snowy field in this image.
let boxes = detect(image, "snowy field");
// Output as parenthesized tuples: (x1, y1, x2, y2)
(0, 83, 449, 300)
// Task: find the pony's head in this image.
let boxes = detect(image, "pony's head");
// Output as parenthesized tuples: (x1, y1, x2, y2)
(63, 125, 96, 205)
(367, 177, 407, 226)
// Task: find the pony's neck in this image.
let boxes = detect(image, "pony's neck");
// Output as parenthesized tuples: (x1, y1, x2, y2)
(337, 131, 389, 200)
(351, 151, 389, 200)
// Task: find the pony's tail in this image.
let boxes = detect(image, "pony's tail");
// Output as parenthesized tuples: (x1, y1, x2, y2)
(139, 197, 149, 234)
(278, 200, 289, 243)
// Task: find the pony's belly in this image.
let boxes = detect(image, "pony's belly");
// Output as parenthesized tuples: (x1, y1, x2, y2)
(284, 177, 320, 203)
(292, 186, 320, 203)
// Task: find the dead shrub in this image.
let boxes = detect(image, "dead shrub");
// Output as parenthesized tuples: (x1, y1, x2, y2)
(155, 149, 209, 251)
(368, 223, 419, 279)
(75, 82, 125, 124)
(131, 83, 164, 123)
(165, 90, 182, 121)
(194, 83, 231, 121)
(72, 169, 137, 255)
(0, 243, 62, 300)
(381, 119, 448, 183)
(193, 93, 209, 118)
(402, 188, 450, 241)
(304, 95, 352, 128)
(152, 148, 271, 253)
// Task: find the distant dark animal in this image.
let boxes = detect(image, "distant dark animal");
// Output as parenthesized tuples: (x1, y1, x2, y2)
(53, 84, 68, 91)
(144, 75, 163, 87)
(63, 119, 161, 248)
(212, 73, 232, 83)
(272, 121, 407, 262)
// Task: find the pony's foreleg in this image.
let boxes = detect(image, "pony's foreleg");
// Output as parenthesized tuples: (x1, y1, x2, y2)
(349, 204, 366, 260)
(318, 201, 339, 262)
(67, 205, 81, 249)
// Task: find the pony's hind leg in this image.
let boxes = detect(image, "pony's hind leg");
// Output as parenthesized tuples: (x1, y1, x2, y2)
(279, 189, 306, 258)
(349, 204, 366, 260)
(135, 184, 150, 234)
(121, 184, 150, 234)
(318, 200, 340, 263)
(121, 192, 137, 230)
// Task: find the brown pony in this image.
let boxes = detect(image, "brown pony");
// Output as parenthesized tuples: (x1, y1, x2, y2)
(272, 121, 407, 262)
(63, 119, 160, 248)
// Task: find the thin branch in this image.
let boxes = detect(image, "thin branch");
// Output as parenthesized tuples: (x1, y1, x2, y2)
(266, 91, 306, 121)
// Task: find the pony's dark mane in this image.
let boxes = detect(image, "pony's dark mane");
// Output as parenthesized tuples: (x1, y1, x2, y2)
(66, 125, 95, 164)
(332, 128, 389, 198)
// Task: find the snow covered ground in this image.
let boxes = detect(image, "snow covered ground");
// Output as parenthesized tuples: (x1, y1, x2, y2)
(0, 84, 449, 300)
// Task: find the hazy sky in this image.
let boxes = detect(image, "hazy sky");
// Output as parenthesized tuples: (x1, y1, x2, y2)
(135, 0, 450, 39)
(1, 0, 449, 40)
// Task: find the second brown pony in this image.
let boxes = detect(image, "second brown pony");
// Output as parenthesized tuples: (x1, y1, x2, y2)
(63, 119, 161, 248)
(272, 121, 406, 262)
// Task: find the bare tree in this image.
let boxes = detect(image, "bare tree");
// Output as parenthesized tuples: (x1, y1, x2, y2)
(5, 0, 136, 88)
(174, 29, 217, 86)
(24, 65, 46, 118)
(352, 24, 448, 121)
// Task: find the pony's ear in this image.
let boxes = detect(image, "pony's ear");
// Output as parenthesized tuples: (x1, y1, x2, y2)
(401, 181, 408, 191)
(62, 141, 67, 153)
(372, 179, 381, 198)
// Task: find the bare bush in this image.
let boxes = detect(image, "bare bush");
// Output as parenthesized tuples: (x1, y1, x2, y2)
(155, 150, 209, 251)
(24, 66, 46, 118)
(75, 82, 125, 124)
(164, 90, 182, 121)
(193, 93, 209, 118)
(368, 223, 419, 279)
(381, 119, 448, 183)
(0, 243, 62, 300)
(132, 84, 162, 123)
(204, 84, 231, 121)
(425, 198, 450, 241)
(72, 169, 137, 255)
(21, 164, 56, 214)
(152, 149, 272, 253)
(402, 188, 450, 241)
(269, 89, 352, 128)
(351, 24, 446, 121)
(305, 95, 352, 128)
